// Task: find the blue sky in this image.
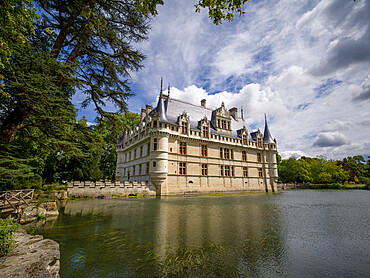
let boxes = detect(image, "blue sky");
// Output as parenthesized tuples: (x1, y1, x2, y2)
(73, 0, 370, 160)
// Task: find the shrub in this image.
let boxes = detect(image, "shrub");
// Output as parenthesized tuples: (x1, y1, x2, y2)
(0, 219, 21, 256)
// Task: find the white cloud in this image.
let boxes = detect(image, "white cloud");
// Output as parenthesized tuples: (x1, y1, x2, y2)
(74, 0, 370, 160)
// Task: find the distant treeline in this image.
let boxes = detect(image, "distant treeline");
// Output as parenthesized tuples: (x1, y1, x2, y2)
(277, 154, 370, 188)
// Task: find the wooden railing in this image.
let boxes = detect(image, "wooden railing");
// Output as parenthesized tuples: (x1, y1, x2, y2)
(0, 189, 34, 213)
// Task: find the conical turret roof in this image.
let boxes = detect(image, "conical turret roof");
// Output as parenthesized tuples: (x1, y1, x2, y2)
(156, 93, 168, 122)
(263, 114, 275, 144)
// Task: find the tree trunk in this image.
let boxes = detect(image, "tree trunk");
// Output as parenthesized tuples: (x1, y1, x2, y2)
(0, 104, 33, 144)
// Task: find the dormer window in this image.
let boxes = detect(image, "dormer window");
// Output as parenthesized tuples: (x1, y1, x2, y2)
(181, 121, 188, 134)
(178, 111, 190, 135)
(203, 126, 209, 137)
(258, 138, 262, 148)
(242, 134, 248, 145)
(199, 116, 210, 138)
(212, 102, 232, 133)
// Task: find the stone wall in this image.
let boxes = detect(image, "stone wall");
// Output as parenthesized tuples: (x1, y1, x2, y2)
(67, 181, 157, 197)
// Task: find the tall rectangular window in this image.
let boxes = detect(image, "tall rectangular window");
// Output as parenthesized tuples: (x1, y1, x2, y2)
(128, 152, 131, 161)
(146, 162, 149, 174)
(227, 122, 231, 130)
(202, 126, 209, 137)
(139, 164, 141, 175)
(179, 142, 187, 155)
(147, 142, 150, 154)
(220, 148, 223, 158)
(201, 164, 208, 176)
(257, 153, 261, 163)
(134, 149, 137, 159)
(181, 121, 188, 134)
(243, 135, 247, 145)
(224, 148, 230, 159)
(220, 165, 224, 176)
(133, 165, 136, 176)
(258, 167, 263, 178)
(201, 145, 208, 157)
(225, 165, 230, 176)
(153, 121, 157, 127)
(231, 166, 235, 177)
(243, 167, 248, 177)
(153, 138, 158, 151)
(258, 138, 262, 148)
(231, 149, 234, 160)
(140, 146, 143, 157)
(242, 151, 247, 161)
(217, 119, 220, 128)
(179, 162, 186, 175)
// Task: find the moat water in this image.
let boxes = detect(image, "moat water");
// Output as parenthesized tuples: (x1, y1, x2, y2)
(28, 190, 370, 277)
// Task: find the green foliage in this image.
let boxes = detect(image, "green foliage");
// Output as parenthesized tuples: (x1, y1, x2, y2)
(0, 0, 39, 70)
(0, 219, 21, 257)
(135, 0, 250, 25)
(279, 154, 369, 188)
(37, 213, 46, 221)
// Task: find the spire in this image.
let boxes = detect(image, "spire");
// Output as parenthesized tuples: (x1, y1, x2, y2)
(156, 91, 168, 122)
(165, 83, 170, 112)
(160, 77, 163, 95)
(263, 114, 275, 144)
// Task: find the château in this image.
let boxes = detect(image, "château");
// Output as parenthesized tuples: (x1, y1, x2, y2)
(116, 90, 278, 195)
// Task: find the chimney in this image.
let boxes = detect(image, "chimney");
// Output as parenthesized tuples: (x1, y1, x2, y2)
(146, 104, 153, 114)
(229, 107, 238, 121)
(201, 99, 206, 108)
(140, 108, 146, 122)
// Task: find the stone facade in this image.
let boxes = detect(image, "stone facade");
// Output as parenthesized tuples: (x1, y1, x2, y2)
(116, 95, 278, 196)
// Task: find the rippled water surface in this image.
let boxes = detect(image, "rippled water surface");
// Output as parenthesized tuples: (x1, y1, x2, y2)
(29, 190, 370, 277)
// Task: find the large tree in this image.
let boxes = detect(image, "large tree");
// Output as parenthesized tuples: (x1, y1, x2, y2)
(0, 0, 149, 145)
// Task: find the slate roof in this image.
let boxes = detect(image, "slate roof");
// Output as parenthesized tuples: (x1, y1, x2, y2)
(118, 95, 275, 144)
(155, 96, 253, 138)
(263, 114, 275, 144)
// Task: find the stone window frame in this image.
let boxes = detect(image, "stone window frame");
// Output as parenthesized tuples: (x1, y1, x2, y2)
(179, 141, 187, 155)
(179, 162, 186, 175)
(178, 111, 190, 135)
(258, 167, 263, 178)
(225, 165, 231, 176)
(201, 145, 208, 157)
(243, 167, 248, 177)
(242, 151, 247, 161)
(201, 164, 208, 176)
(153, 138, 158, 151)
(181, 121, 188, 134)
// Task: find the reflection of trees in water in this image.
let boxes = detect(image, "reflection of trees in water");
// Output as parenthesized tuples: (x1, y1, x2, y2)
(32, 196, 287, 277)
(153, 197, 286, 277)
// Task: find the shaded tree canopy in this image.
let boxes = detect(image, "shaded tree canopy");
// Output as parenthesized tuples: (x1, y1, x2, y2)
(0, 0, 149, 145)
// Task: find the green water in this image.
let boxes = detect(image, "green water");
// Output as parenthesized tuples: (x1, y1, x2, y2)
(27, 190, 370, 277)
